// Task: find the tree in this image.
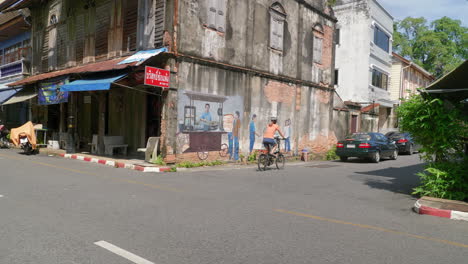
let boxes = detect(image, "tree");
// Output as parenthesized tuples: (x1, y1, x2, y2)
(393, 17, 468, 77)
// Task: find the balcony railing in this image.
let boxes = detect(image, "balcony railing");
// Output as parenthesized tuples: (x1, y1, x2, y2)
(0, 47, 31, 80)
(0, 47, 31, 66)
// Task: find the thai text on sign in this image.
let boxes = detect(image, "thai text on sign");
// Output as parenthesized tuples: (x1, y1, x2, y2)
(144, 66, 170, 88)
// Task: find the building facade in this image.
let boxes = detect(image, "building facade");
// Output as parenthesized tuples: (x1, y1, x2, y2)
(1, 0, 338, 162)
(333, 0, 394, 134)
(163, 0, 339, 161)
(388, 52, 434, 128)
(0, 9, 32, 128)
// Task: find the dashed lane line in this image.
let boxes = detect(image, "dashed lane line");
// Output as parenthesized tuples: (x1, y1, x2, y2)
(94, 240, 155, 264)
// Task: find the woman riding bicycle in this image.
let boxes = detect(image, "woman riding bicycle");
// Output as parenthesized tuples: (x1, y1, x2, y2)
(262, 117, 285, 156)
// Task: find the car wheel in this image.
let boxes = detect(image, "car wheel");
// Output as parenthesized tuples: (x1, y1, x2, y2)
(407, 144, 413, 155)
(339, 156, 348, 162)
(371, 151, 380, 163)
(390, 149, 398, 160)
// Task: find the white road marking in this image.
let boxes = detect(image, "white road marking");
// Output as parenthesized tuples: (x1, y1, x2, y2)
(94, 240, 155, 264)
(0, 195, 3, 198)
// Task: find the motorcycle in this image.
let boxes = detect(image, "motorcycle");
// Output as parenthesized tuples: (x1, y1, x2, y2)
(10, 121, 37, 155)
(19, 133, 33, 154)
(0, 121, 11, 149)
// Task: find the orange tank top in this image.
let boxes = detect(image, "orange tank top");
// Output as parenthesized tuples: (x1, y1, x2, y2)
(263, 124, 279, 139)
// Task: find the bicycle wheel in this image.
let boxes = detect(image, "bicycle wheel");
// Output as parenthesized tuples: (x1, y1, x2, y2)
(257, 154, 268, 171)
(275, 154, 285, 170)
(197, 146, 209, 160)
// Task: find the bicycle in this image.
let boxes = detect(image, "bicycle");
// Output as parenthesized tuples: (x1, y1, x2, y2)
(257, 137, 286, 171)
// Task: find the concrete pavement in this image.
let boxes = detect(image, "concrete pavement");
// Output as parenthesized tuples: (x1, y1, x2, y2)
(0, 149, 467, 264)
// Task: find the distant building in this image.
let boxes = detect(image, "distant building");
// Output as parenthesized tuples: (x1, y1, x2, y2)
(333, 0, 395, 133)
(0, 9, 31, 127)
(389, 52, 434, 128)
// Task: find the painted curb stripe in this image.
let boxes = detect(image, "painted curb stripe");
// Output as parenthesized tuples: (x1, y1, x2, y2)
(55, 153, 171, 173)
(414, 199, 468, 222)
(451, 210, 468, 221)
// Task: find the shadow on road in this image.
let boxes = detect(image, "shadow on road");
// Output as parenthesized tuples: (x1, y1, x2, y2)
(354, 163, 425, 195)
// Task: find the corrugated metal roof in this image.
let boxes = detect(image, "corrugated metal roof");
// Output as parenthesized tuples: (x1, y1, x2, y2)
(9, 57, 136, 87)
(0, 10, 20, 25)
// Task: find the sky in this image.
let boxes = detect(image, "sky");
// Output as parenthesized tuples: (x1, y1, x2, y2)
(378, 0, 468, 26)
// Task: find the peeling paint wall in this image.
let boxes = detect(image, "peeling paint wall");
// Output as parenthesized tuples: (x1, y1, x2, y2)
(177, 0, 335, 82)
(165, 61, 335, 161)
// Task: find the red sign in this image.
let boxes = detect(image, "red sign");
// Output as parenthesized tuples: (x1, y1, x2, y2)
(144, 66, 170, 88)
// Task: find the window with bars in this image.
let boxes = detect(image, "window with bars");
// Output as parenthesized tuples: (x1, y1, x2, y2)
(269, 4, 286, 51)
(207, 0, 226, 33)
(371, 69, 389, 90)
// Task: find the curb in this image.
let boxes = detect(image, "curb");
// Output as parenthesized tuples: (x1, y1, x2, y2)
(58, 154, 172, 173)
(413, 199, 468, 222)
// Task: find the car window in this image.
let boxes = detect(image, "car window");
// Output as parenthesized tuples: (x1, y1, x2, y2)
(346, 133, 371, 141)
(375, 133, 386, 141)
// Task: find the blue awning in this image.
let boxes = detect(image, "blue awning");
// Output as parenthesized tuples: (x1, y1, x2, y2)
(60, 74, 127, 92)
(0, 87, 22, 104)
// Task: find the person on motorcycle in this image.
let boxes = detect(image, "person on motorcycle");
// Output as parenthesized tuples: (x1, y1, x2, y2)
(262, 117, 285, 157)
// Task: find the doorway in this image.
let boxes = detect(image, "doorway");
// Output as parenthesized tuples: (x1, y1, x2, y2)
(351, 114, 358, 133)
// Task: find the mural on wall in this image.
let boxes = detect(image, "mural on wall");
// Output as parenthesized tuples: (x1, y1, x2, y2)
(177, 90, 243, 160)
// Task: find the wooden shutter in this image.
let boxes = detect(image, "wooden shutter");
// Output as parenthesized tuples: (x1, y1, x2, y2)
(276, 19, 284, 51)
(95, 0, 111, 59)
(215, 0, 226, 33)
(154, 0, 166, 47)
(313, 37, 322, 63)
(123, 0, 138, 52)
(207, 0, 217, 29)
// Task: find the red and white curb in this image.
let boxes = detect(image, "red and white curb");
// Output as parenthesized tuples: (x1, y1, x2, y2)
(414, 199, 468, 222)
(59, 154, 171, 173)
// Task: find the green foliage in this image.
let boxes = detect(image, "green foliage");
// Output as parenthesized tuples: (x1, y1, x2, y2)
(153, 155, 166, 166)
(393, 16, 468, 77)
(169, 167, 177, 172)
(325, 146, 339, 160)
(247, 152, 257, 162)
(413, 160, 468, 202)
(397, 94, 466, 162)
(176, 160, 225, 168)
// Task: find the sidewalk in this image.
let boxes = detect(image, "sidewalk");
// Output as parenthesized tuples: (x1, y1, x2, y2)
(41, 148, 323, 173)
(414, 196, 468, 222)
(40, 148, 172, 173)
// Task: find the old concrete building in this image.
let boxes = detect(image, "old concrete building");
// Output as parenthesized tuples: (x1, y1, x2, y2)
(0, 9, 32, 128)
(1, 0, 338, 162)
(161, 0, 339, 161)
(333, 0, 395, 133)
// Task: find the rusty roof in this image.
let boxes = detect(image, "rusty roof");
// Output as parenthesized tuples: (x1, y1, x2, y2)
(9, 57, 136, 87)
(0, 10, 20, 25)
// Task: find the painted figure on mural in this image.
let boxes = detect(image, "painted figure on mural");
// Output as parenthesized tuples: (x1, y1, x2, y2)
(249, 114, 261, 154)
(232, 111, 241, 161)
(284, 119, 292, 152)
(200, 103, 212, 131)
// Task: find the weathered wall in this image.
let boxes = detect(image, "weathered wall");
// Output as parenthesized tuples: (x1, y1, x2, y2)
(30, 0, 139, 74)
(360, 112, 378, 132)
(334, 0, 371, 103)
(332, 109, 350, 140)
(177, 0, 335, 85)
(165, 60, 336, 161)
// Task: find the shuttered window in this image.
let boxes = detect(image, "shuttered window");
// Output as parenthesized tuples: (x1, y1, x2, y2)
(207, 0, 226, 33)
(313, 36, 323, 64)
(269, 4, 286, 52)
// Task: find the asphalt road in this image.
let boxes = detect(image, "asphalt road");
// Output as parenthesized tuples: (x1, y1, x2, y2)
(0, 149, 467, 264)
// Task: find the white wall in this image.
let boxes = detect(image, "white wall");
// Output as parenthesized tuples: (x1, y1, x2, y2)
(334, 0, 371, 103)
(335, 0, 394, 105)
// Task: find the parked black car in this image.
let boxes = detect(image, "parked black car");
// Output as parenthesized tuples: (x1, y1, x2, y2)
(384, 132, 420, 155)
(336, 132, 398, 163)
